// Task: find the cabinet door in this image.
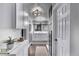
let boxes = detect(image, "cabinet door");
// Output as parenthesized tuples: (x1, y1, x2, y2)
(16, 3, 26, 29)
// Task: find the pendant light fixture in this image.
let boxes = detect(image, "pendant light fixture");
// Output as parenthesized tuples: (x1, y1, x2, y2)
(31, 3, 43, 16)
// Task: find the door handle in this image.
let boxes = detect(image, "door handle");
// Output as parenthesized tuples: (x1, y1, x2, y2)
(55, 39, 57, 42)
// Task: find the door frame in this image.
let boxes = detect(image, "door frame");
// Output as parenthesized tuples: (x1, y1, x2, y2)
(52, 3, 60, 56)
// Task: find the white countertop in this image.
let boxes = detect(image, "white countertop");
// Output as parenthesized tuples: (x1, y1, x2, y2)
(0, 40, 31, 56)
(7, 40, 30, 56)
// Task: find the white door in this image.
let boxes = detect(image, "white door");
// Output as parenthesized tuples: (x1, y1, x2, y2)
(56, 4, 70, 56)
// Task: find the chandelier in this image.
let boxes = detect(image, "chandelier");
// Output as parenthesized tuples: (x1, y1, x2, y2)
(31, 3, 43, 16)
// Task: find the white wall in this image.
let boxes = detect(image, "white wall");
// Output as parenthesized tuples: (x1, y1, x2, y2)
(0, 3, 16, 29)
(0, 3, 21, 42)
(70, 3, 79, 56)
(0, 29, 21, 41)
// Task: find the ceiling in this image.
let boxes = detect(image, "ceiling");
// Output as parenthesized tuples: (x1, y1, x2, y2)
(23, 3, 52, 19)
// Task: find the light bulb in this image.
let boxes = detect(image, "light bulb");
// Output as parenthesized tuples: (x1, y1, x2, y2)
(24, 21, 29, 26)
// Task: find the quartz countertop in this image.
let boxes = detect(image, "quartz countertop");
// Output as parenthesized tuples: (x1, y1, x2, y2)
(0, 40, 31, 56)
(8, 40, 29, 53)
(7, 40, 30, 56)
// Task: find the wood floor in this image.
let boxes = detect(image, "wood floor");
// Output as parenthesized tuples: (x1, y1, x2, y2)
(28, 44, 48, 56)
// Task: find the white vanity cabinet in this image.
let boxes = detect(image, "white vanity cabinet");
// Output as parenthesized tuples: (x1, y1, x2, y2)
(32, 31, 49, 41)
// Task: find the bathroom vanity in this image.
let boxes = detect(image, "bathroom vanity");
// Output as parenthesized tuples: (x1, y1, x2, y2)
(8, 40, 29, 56)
